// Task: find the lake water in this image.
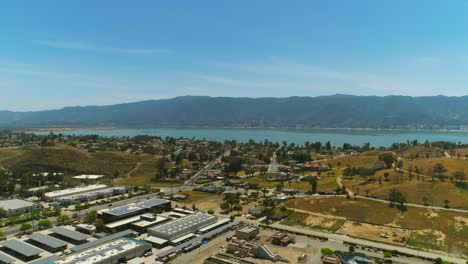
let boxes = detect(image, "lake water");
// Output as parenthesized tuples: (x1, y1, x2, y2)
(34, 128, 468, 147)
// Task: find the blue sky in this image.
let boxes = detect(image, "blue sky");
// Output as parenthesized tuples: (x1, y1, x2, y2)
(1, 0, 468, 111)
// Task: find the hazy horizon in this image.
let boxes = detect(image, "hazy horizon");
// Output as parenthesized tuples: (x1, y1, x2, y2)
(2, 94, 468, 113)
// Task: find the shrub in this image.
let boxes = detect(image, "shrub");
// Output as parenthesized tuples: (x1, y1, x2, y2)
(321, 248, 334, 256)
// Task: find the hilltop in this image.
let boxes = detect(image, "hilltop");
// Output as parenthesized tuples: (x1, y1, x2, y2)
(2, 95, 468, 129)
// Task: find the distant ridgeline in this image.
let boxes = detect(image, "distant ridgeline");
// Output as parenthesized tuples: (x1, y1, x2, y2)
(1, 95, 468, 129)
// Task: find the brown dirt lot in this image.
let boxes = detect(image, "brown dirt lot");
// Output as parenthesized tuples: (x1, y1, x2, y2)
(336, 220, 412, 246)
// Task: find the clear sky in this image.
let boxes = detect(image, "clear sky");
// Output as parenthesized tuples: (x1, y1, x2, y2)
(1, 0, 468, 111)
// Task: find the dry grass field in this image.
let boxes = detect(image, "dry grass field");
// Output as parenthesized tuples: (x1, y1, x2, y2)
(336, 220, 412, 246)
(404, 157, 468, 176)
(283, 197, 468, 257)
(327, 150, 388, 169)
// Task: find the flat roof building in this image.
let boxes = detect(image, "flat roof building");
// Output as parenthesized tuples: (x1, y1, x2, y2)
(0, 199, 43, 216)
(44, 184, 108, 200)
(54, 186, 127, 204)
(99, 198, 171, 223)
(235, 226, 260, 241)
(148, 213, 217, 240)
(56, 237, 151, 264)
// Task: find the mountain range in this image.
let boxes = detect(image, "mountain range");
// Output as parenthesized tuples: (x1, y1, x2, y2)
(1, 95, 468, 129)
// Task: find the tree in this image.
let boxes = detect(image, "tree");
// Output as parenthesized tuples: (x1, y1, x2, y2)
(0, 230, 4, 237)
(20, 223, 32, 233)
(320, 248, 334, 256)
(95, 219, 106, 233)
(0, 207, 6, 218)
(57, 214, 70, 225)
(383, 172, 390, 182)
(310, 177, 318, 194)
(38, 219, 52, 229)
(378, 153, 394, 168)
(388, 189, 406, 210)
(84, 210, 98, 224)
(453, 171, 465, 183)
(422, 196, 429, 206)
(261, 188, 269, 197)
(259, 166, 267, 175)
(207, 209, 215, 215)
(444, 200, 450, 208)
(433, 163, 447, 180)
(233, 204, 243, 215)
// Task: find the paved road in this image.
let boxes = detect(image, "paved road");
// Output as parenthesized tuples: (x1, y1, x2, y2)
(356, 195, 468, 213)
(267, 150, 278, 173)
(266, 223, 467, 264)
(185, 151, 229, 186)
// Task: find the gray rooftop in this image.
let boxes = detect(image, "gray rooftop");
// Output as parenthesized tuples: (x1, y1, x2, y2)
(0, 251, 15, 264)
(28, 255, 60, 264)
(71, 229, 137, 253)
(104, 198, 169, 216)
(0, 199, 38, 211)
(151, 213, 215, 235)
(1, 240, 42, 257)
(51, 227, 90, 241)
(27, 233, 68, 249)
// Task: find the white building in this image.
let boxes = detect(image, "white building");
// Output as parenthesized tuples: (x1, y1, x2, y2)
(0, 199, 43, 216)
(44, 184, 108, 201)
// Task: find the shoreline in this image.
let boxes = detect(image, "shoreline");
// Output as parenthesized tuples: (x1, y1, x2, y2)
(18, 126, 468, 134)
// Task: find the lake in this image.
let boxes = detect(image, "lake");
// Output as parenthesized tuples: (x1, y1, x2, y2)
(33, 128, 468, 147)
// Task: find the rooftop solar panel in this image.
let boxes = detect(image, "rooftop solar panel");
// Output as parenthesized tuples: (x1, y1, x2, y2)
(27, 233, 68, 249)
(70, 229, 137, 252)
(28, 255, 60, 264)
(1, 240, 42, 257)
(51, 227, 90, 241)
(0, 251, 16, 264)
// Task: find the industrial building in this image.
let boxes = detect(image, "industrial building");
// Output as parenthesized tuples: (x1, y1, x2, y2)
(54, 186, 128, 204)
(0, 199, 43, 216)
(130, 214, 170, 234)
(56, 237, 151, 264)
(99, 198, 171, 223)
(148, 213, 216, 240)
(234, 226, 259, 241)
(44, 184, 108, 201)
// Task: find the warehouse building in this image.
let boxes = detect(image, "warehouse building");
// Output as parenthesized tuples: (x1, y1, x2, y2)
(44, 184, 108, 201)
(130, 214, 170, 234)
(99, 198, 171, 223)
(148, 213, 217, 240)
(56, 237, 151, 264)
(54, 186, 128, 205)
(0, 199, 43, 216)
